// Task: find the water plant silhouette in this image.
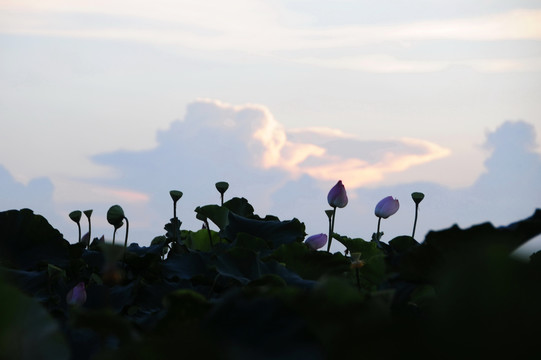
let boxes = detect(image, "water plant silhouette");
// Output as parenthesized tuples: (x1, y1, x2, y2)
(1, 182, 540, 359)
(411, 192, 425, 239)
(374, 196, 399, 247)
(326, 180, 348, 252)
(69, 210, 82, 243)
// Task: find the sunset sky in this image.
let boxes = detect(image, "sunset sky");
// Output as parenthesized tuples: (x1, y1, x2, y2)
(1, 1, 540, 255)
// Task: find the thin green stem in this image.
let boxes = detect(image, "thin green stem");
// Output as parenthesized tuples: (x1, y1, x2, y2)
(412, 204, 419, 239)
(173, 200, 177, 219)
(123, 217, 129, 249)
(112, 228, 117, 246)
(376, 217, 382, 246)
(220, 193, 224, 206)
(327, 207, 336, 253)
(77, 223, 81, 243)
(87, 217, 91, 249)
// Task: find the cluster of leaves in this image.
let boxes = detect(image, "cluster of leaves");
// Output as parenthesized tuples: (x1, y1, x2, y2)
(1, 197, 541, 359)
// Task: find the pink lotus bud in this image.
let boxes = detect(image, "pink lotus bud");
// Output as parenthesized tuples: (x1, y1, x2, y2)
(375, 196, 399, 219)
(304, 233, 328, 250)
(327, 180, 348, 208)
(66, 282, 87, 306)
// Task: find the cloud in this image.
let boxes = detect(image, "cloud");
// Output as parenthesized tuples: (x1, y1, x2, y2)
(3, 3, 541, 45)
(295, 55, 541, 73)
(288, 132, 450, 187)
(2, 3, 540, 73)
(95, 99, 449, 188)
(470, 120, 541, 216)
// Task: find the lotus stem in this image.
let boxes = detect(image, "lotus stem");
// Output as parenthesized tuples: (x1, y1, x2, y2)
(327, 207, 336, 253)
(123, 217, 129, 249)
(412, 203, 419, 239)
(376, 217, 382, 246)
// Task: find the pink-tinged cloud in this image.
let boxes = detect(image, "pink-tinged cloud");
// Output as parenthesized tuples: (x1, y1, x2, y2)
(182, 99, 450, 188)
(105, 189, 150, 203)
(91, 187, 150, 204)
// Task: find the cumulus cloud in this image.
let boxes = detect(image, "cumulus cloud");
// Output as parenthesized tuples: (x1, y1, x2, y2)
(95, 99, 449, 188)
(469, 120, 541, 217)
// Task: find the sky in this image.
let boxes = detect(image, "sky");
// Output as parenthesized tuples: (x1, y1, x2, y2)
(1, 0, 540, 256)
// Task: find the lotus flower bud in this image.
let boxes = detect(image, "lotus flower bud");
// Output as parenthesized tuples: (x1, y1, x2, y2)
(66, 282, 87, 306)
(327, 180, 348, 208)
(375, 196, 399, 219)
(304, 233, 328, 250)
(107, 205, 125, 228)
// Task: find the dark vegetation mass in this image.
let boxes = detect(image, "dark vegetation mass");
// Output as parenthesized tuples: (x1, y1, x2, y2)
(1, 189, 540, 359)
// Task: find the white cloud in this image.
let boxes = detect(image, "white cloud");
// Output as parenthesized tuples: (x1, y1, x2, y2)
(95, 99, 450, 190)
(295, 54, 541, 73)
(215, 100, 450, 185)
(1, 3, 540, 73)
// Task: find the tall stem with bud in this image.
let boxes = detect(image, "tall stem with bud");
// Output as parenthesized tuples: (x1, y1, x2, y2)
(411, 192, 425, 239)
(326, 180, 348, 253)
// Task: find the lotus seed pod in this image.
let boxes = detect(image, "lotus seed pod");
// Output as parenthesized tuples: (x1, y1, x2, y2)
(215, 181, 229, 194)
(411, 192, 425, 205)
(69, 210, 82, 223)
(170, 190, 183, 202)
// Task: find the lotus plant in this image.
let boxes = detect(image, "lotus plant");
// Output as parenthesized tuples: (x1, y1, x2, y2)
(411, 192, 425, 239)
(326, 180, 348, 252)
(304, 233, 327, 250)
(215, 181, 229, 206)
(66, 282, 87, 307)
(107, 205, 129, 248)
(374, 196, 399, 246)
(325, 210, 334, 251)
(170, 190, 183, 219)
(83, 209, 93, 248)
(69, 210, 82, 243)
(168, 190, 183, 244)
